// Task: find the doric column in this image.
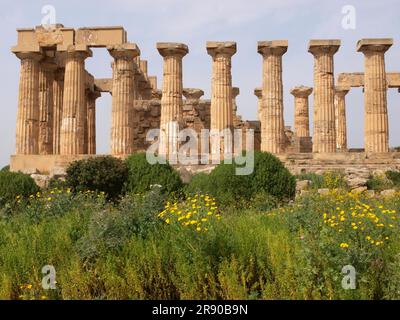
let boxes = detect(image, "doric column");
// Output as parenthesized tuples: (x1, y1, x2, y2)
(334, 86, 350, 152)
(52, 68, 64, 155)
(38, 60, 57, 155)
(232, 87, 240, 115)
(207, 41, 236, 156)
(308, 40, 341, 153)
(60, 46, 92, 155)
(108, 43, 140, 155)
(157, 42, 188, 159)
(13, 51, 42, 155)
(87, 91, 101, 155)
(258, 40, 288, 154)
(254, 87, 262, 121)
(357, 38, 393, 153)
(290, 86, 313, 138)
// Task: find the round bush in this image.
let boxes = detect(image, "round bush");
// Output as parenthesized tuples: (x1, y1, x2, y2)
(1, 165, 10, 172)
(186, 151, 295, 206)
(251, 151, 296, 200)
(125, 153, 183, 194)
(0, 171, 39, 207)
(65, 156, 128, 199)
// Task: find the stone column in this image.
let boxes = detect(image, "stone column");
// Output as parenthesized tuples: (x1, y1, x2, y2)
(38, 61, 57, 155)
(290, 86, 313, 138)
(258, 41, 288, 154)
(334, 86, 350, 152)
(254, 87, 262, 121)
(308, 40, 341, 153)
(108, 43, 140, 155)
(60, 47, 92, 155)
(52, 68, 64, 155)
(87, 91, 101, 155)
(14, 51, 42, 155)
(357, 38, 393, 153)
(207, 41, 236, 156)
(157, 42, 188, 159)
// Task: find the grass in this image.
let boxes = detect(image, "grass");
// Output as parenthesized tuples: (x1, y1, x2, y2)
(0, 188, 400, 300)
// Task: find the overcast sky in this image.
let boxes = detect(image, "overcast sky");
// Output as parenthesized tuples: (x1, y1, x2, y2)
(1, 0, 399, 167)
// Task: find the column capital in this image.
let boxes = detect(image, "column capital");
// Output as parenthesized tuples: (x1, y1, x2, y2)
(157, 42, 188, 57)
(290, 86, 313, 98)
(232, 87, 240, 99)
(254, 87, 262, 98)
(152, 89, 162, 100)
(62, 45, 93, 60)
(356, 38, 393, 54)
(87, 90, 101, 101)
(308, 39, 341, 56)
(257, 40, 288, 56)
(13, 50, 43, 61)
(108, 43, 140, 59)
(206, 41, 236, 58)
(183, 88, 204, 100)
(335, 86, 350, 96)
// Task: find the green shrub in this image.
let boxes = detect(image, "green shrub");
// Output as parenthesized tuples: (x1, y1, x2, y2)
(186, 151, 295, 207)
(386, 171, 400, 187)
(296, 171, 347, 190)
(1, 165, 10, 172)
(125, 153, 183, 195)
(367, 173, 393, 191)
(184, 173, 211, 195)
(0, 171, 39, 207)
(251, 152, 296, 200)
(65, 156, 128, 200)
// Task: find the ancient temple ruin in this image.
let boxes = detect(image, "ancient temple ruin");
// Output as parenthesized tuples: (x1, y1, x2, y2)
(10, 25, 400, 175)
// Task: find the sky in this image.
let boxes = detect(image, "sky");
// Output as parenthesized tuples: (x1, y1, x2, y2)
(1, 0, 399, 167)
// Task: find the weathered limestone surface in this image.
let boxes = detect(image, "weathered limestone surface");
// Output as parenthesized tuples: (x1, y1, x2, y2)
(290, 86, 313, 138)
(207, 41, 236, 157)
(308, 40, 341, 153)
(14, 51, 42, 155)
(337, 72, 400, 89)
(157, 43, 188, 158)
(87, 91, 101, 155)
(334, 86, 350, 152)
(60, 46, 92, 155)
(38, 61, 57, 155)
(258, 40, 288, 154)
(108, 43, 140, 155)
(52, 68, 64, 155)
(254, 87, 262, 121)
(357, 38, 393, 153)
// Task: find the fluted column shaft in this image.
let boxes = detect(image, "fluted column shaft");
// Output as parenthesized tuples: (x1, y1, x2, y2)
(157, 43, 188, 158)
(38, 62, 56, 155)
(258, 41, 287, 154)
(291, 86, 313, 138)
(15, 52, 42, 155)
(60, 48, 91, 155)
(357, 39, 392, 153)
(254, 88, 262, 121)
(87, 91, 100, 155)
(207, 42, 236, 157)
(309, 41, 340, 153)
(334, 87, 349, 151)
(52, 69, 64, 155)
(109, 44, 140, 155)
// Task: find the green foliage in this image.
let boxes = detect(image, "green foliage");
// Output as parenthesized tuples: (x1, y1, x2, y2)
(65, 156, 128, 200)
(297, 171, 347, 190)
(0, 171, 39, 207)
(186, 151, 295, 207)
(367, 174, 393, 191)
(1, 165, 10, 172)
(125, 153, 183, 195)
(0, 188, 400, 299)
(386, 171, 400, 188)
